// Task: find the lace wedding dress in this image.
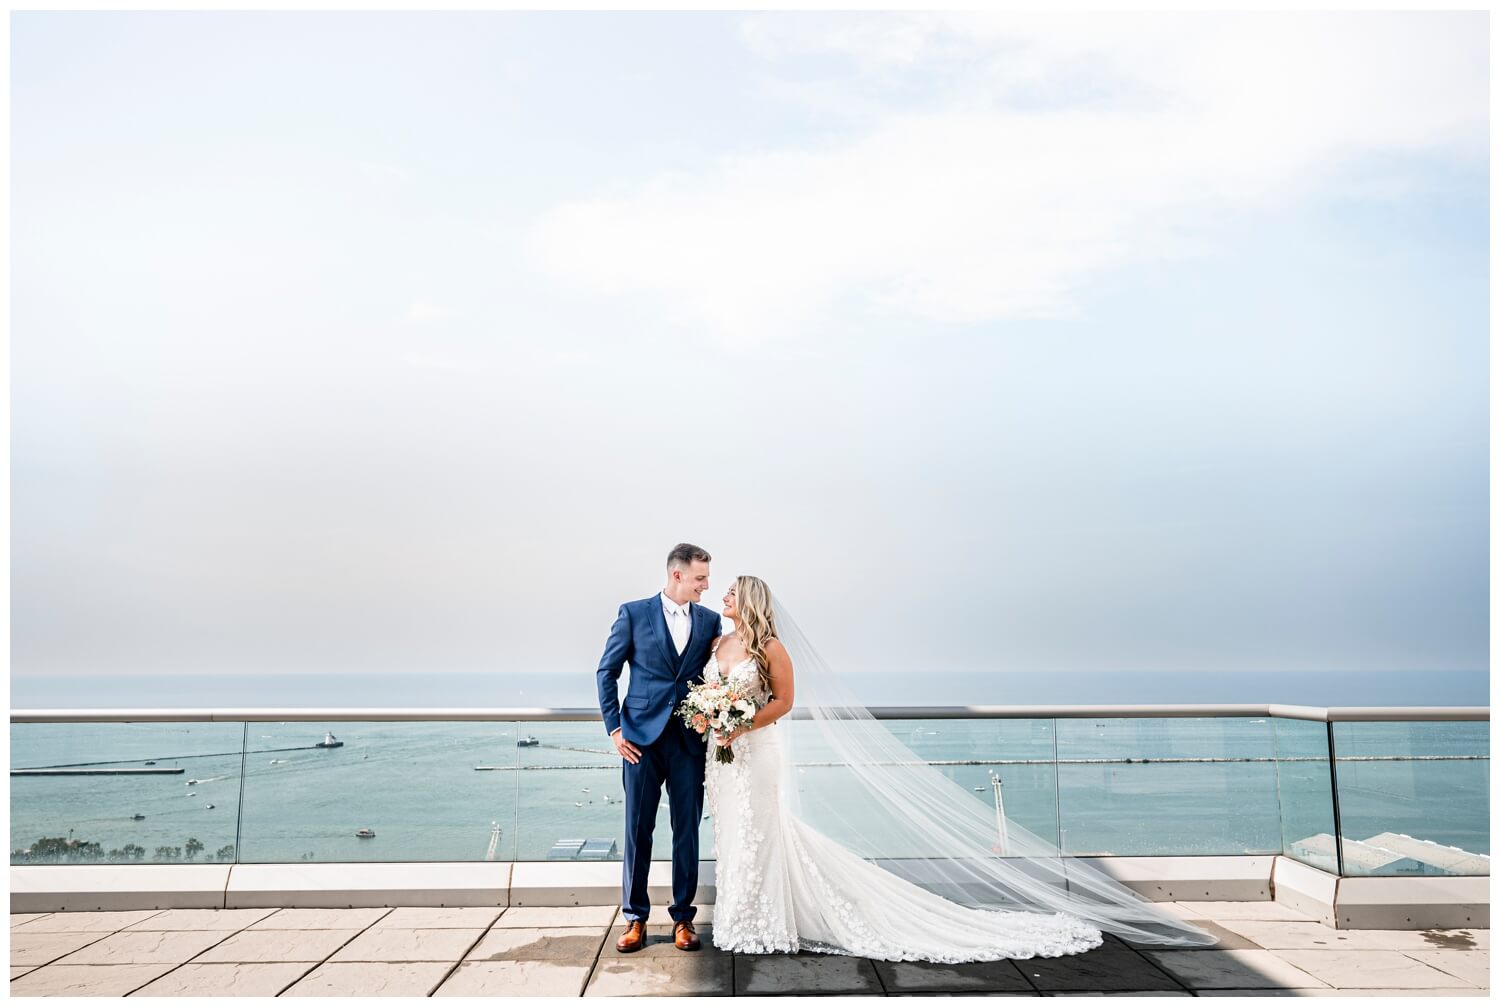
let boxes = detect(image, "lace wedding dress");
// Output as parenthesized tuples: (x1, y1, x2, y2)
(701, 650, 1107, 962)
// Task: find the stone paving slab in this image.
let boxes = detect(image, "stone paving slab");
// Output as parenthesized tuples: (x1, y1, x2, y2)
(1145, 948, 1331, 989)
(1217, 919, 1487, 951)
(50, 929, 239, 967)
(11, 931, 115, 967)
(10, 909, 166, 933)
(1014, 937, 1183, 992)
(436, 959, 594, 996)
(279, 960, 456, 996)
(1197, 989, 1489, 997)
(328, 926, 487, 962)
(1272, 949, 1481, 989)
(10, 962, 181, 997)
(736, 953, 885, 995)
(10, 914, 54, 928)
(129, 961, 317, 996)
(1195, 990, 1397, 997)
(871, 957, 1035, 994)
(1401, 948, 1490, 987)
(584, 954, 735, 996)
(1121, 919, 1259, 951)
(1173, 901, 1317, 921)
(372, 906, 504, 929)
(120, 908, 279, 931)
(245, 906, 393, 930)
(494, 905, 618, 928)
(190, 927, 365, 963)
(468, 925, 609, 961)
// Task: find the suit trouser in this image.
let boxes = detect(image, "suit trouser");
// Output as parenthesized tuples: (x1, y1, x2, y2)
(620, 715, 705, 923)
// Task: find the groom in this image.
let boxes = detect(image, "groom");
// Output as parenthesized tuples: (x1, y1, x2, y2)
(596, 543, 720, 953)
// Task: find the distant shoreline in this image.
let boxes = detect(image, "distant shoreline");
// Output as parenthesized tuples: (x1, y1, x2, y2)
(10, 669, 1489, 710)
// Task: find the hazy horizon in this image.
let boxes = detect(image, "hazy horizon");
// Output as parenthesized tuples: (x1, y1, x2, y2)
(12, 11, 1488, 697)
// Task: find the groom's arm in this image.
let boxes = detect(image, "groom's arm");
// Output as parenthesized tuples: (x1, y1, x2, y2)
(596, 604, 632, 738)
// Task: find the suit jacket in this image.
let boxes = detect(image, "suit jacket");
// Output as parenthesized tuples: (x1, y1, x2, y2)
(597, 594, 721, 746)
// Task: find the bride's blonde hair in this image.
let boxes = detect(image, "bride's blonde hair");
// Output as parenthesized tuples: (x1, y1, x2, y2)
(734, 575, 779, 697)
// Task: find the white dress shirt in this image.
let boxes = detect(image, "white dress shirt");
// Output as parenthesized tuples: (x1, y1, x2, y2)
(660, 592, 690, 655)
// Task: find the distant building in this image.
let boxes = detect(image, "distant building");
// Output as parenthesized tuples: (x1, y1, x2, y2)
(546, 837, 619, 861)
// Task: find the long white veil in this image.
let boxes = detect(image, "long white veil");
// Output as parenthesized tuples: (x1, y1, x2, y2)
(768, 595, 1219, 948)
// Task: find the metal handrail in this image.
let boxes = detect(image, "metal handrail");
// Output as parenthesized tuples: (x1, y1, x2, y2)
(9, 704, 1489, 723)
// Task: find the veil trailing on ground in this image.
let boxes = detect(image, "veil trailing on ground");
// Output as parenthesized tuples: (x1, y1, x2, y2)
(767, 595, 1219, 948)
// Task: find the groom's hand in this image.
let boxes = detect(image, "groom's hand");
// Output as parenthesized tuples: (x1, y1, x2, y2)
(611, 727, 641, 764)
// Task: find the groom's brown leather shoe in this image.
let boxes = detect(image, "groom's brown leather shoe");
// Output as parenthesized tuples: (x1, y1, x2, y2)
(616, 919, 646, 953)
(673, 920, 701, 951)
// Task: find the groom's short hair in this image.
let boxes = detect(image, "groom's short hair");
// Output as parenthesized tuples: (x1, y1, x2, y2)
(667, 543, 711, 569)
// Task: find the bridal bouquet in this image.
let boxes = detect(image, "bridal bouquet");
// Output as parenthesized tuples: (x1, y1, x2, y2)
(677, 680, 758, 764)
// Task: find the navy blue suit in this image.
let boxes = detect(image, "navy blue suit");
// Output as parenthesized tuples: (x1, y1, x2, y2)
(596, 594, 720, 923)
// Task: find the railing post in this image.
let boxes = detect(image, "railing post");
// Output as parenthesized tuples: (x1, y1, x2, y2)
(1325, 720, 1346, 877)
(234, 721, 249, 866)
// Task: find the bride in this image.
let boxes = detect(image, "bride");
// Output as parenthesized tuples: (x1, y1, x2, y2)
(700, 574, 1218, 962)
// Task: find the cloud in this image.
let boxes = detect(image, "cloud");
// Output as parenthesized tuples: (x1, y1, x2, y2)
(530, 11, 1486, 344)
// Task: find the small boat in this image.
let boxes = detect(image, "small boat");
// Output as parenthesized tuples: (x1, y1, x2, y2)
(269, 759, 283, 765)
(574, 801, 584, 808)
(130, 813, 145, 821)
(517, 736, 540, 747)
(356, 828, 376, 838)
(186, 779, 199, 786)
(205, 804, 215, 809)
(974, 786, 985, 792)
(316, 732, 344, 749)
(144, 761, 156, 766)
(187, 792, 196, 797)
(581, 787, 590, 793)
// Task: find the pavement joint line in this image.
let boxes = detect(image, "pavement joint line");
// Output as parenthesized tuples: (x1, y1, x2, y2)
(1117, 932, 1197, 994)
(13, 909, 175, 986)
(1391, 948, 1486, 990)
(872, 956, 891, 996)
(1015, 951, 1043, 996)
(267, 905, 398, 996)
(430, 906, 510, 996)
(121, 905, 286, 996)
(583, 910, 620, 997)
(23, 929, 119, 977)
(581, 921, 611, 996)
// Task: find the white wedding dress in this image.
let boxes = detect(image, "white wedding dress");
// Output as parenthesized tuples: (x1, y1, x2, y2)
(701, 650, 1107, 962)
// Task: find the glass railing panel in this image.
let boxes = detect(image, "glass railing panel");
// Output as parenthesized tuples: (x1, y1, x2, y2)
(1330, 720, 1490, 877)
(513, 719, 684, 863)
(514, 717, 1061, 864)
(235, 721, 518, 863)
(11, 721, 246, 865)
(1271, 718, 1338, 874)
(1054, 717, 1282, 856)
(782, 717, 1061, 860)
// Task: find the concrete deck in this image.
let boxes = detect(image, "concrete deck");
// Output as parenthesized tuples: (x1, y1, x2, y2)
(9, 902, 1489, 996)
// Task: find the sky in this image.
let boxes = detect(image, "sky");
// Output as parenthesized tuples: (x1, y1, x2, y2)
(10, 11, 1490, 696)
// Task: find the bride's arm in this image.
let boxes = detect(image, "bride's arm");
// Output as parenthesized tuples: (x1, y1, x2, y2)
(746, 639, 794, 732)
